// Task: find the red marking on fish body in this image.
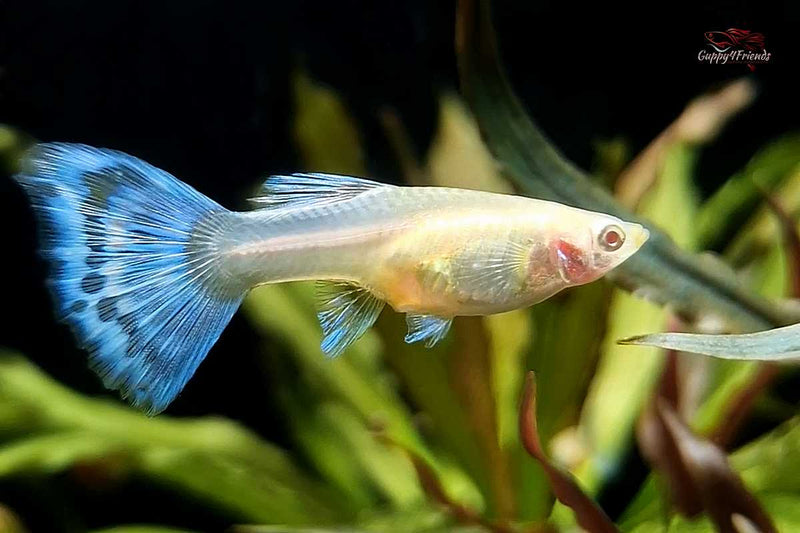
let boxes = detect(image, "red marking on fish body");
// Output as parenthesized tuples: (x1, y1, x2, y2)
(552, 239, 592, 284)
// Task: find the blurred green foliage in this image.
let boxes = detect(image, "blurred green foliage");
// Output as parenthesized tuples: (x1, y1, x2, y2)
(3, 24, 800, 533)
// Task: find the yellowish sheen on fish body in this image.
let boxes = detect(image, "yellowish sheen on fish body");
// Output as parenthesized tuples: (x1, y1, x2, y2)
(221, 174, 649, 354)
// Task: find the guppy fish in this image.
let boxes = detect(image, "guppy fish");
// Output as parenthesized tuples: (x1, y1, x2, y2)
(13, 143, 649, 413)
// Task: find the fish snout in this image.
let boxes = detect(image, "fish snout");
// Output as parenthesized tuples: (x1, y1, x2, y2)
(629, 223, 650, 250)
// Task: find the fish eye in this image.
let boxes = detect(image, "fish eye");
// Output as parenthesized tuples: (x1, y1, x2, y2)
(598, 224, 625, 251)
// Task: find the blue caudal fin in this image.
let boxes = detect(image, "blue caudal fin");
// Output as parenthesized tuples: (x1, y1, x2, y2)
(13, 143, 244, 414)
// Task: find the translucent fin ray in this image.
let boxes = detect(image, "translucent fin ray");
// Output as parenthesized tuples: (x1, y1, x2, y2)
(252, 173, 389, 209)
(447, 240, 529, 302)
(405, 314, 453, 348)
(316, 281, 385, 357)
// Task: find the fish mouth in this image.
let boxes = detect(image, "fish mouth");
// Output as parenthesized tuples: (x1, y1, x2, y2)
(619, 222, 649, 252)
(634, 226, 650, 249)
(613, 223, 649, 266)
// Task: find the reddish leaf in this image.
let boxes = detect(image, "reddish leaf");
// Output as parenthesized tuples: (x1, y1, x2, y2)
(519, 372, 618, 533)
(640, 352, 778, 531)
(656, 400, 777, 533)
(637, 352, 703, 516)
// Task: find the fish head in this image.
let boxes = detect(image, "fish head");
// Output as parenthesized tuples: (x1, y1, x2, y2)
(547, 213, 649, 286)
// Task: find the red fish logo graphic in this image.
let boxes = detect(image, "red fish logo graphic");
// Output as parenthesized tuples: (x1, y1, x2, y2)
(702, 28, 768, 71)
(704, 29, 766, 52)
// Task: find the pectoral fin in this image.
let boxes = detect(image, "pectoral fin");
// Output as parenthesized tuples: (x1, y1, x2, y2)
(405, 314, 453, 348)
(316, 282, 385, 357)
(447, 240, 529, 302)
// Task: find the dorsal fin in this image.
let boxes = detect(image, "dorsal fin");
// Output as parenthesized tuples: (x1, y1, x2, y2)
(252, 173, 389, 209)
(316, 281, 385, 357)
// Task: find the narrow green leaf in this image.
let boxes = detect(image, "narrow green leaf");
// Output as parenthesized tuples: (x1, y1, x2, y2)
(619, 323, 800, 361)
(374, 312, 487, 514)
(243, 285, 424, 453)
(578, 143, 698, 489)
(314, 402, 422, 507)
(292, 69, 365, 175)
(0, 355, 347, 525)
(448, 317, 516, 520)
(277, 396, 377, 512)
(695, 134, 800, 250)
(426, 92, 513, 194)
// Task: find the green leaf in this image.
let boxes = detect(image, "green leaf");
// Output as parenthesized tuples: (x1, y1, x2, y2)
(618, 323, 800, 361)
(311, 402, 422, 507)
(426, 92, 513, 194)
(577, 288, 667, 489)
(733, 418, 800, 494)
(0, 432, 127, 478)
(276, 396, 379, 512)
(0, 354, 346, 525)
(292, 69, 365, 175)
(723, 165, 800, 299)
(577, 143, 698, 490)
(695, 133, 800, 250)
(377, 312, 496, 509)
(448, 317, 516, 519)
(243, 284, 424, 453)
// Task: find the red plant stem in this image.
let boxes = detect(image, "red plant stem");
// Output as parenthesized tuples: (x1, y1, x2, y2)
(519, 372, 619, 533)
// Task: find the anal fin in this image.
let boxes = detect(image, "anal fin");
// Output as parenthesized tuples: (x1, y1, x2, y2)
(317, 281, 385, 357)
(405, 314, 453, 348)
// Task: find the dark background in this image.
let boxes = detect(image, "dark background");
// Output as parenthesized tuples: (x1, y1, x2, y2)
(0, 0, 797, 530)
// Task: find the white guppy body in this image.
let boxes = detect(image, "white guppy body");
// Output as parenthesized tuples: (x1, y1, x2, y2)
(225, 178, 647, 319)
